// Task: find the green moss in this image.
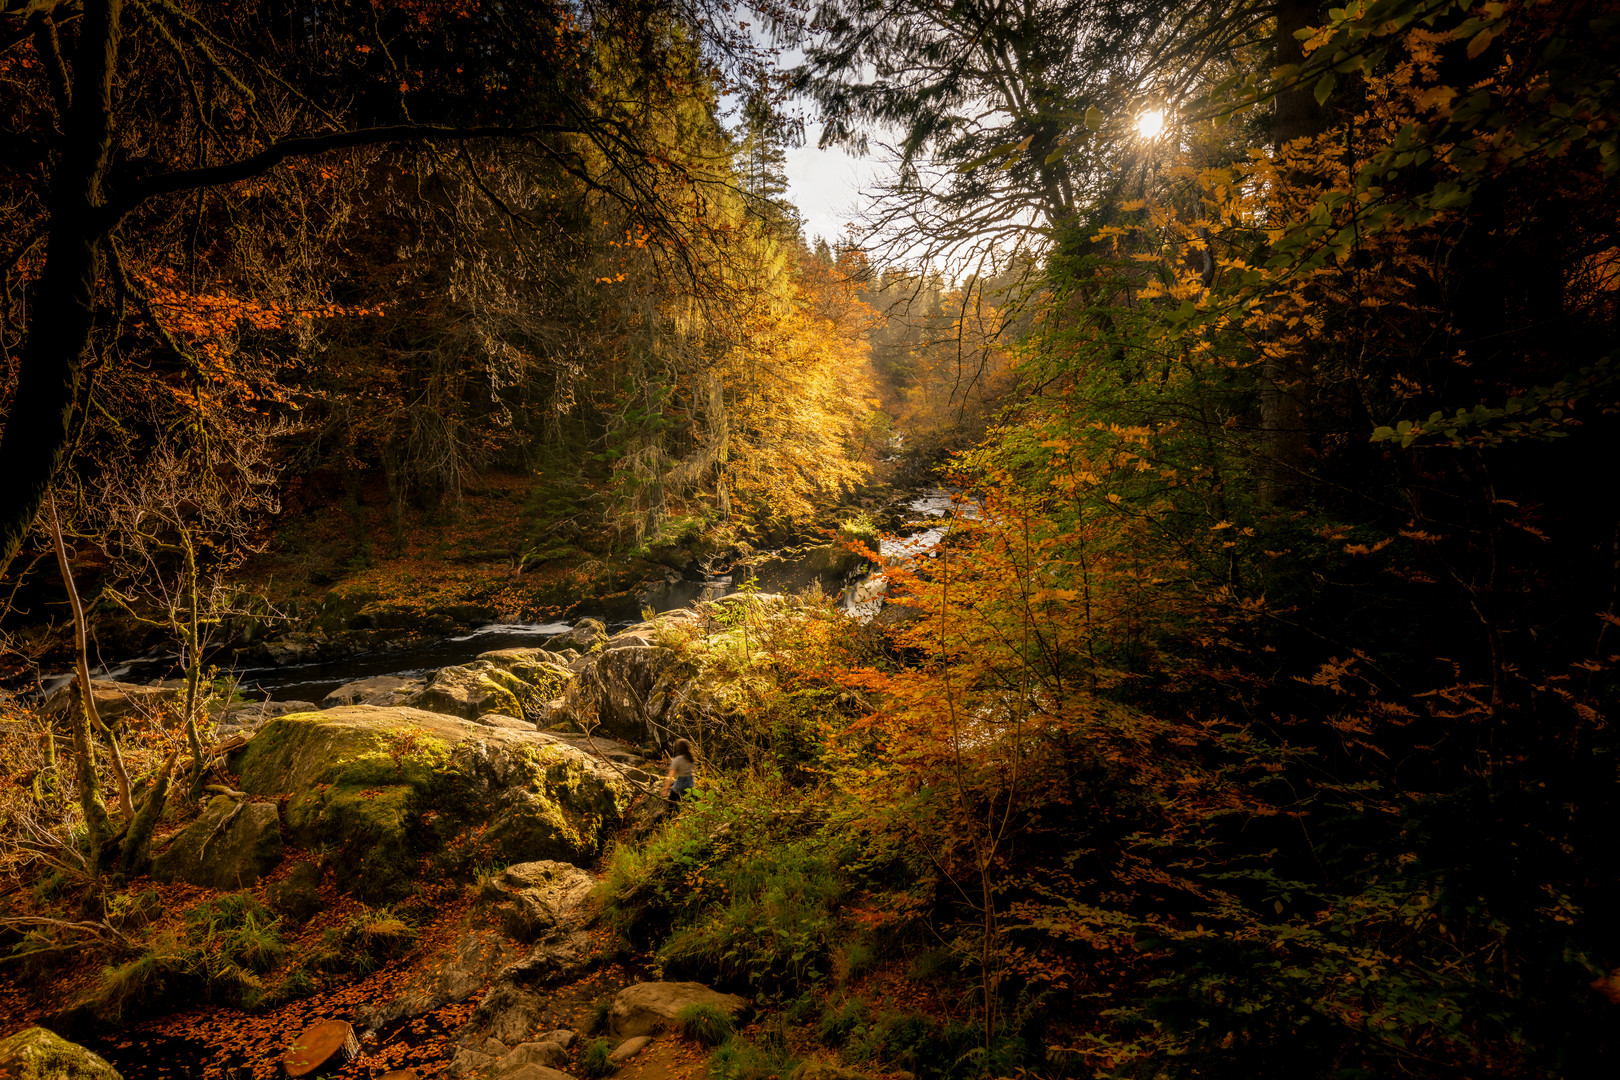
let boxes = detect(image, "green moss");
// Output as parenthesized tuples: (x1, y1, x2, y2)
(236, 709, 628, 899)
(0, 1026, 123, 1079)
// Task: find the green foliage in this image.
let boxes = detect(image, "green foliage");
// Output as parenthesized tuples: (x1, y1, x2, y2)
(677, 1002, 737, 1046)
(107, 887, 164, 931)
(183, 893, 286, 974)
(835, 1009, 1029, 1080)
(93, 894, 285, 1024)
(599, 778, 854, 993)
(578, 1037, 618, 1078)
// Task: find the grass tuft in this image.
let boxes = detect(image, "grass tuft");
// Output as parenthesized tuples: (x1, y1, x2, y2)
(578, 1037, 618, 1078)
(677, 1001, 736, 1046)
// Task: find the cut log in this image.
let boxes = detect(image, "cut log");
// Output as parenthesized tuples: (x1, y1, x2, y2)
(282, 1019, 358, 1077)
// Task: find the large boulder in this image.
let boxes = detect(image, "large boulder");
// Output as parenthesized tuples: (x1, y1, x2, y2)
(488, 861, 596, 942)
(0, 1028, 123, 1080)
(478, 650, 576, 693)
(232, 707, 631, 900)
(606, 982, 749, 1039)
(150, 795, 284, 889)
(560, 646, 680, 745)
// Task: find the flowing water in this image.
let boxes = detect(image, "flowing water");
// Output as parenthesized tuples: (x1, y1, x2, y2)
(42, 490, 965, 703)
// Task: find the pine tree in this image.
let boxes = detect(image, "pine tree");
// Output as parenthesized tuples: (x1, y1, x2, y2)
(738, 78, 800, 239)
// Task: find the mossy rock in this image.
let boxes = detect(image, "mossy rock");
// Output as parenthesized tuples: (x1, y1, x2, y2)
(234, 707, 630, 901)
(477, 649, 576, 699)
(407, 660, 532, 721)
(150, 795, 284, 890)
(268, 860, 324, 923)
(0, 1027, 122, 1080)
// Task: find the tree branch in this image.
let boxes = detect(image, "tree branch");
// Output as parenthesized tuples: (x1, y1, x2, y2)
(101, 123, 572, 225)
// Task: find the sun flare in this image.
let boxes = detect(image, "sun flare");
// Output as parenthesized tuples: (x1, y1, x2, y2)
(1136, 108, 1166, 138)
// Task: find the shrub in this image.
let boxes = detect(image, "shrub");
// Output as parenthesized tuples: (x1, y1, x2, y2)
(93, 920, 270, 1024)
(601, 781, 850, 994)
(832, 940, 876, 984)
(677, 1002, 736, 1046)
(185, 892, 286, 973)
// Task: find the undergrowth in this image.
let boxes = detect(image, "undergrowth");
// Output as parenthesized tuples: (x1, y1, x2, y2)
(93, 892, 286, 1022)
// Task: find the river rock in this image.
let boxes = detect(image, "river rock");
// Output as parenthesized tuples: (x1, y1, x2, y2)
(489, 861, 596, 941)
(263, 631, 326, 665)
(407, 661, 532, 721)
(447, 1048, 495, 1078)
(41, 678, 179, 725)
(0, 1027, 123, 1080)
(543, 619, 607, 654)
(499, 1041, 571, 1070)
(560, 645, 680, 745)
(478, 981, 547, 1046)
(493, 930, 593, 986)
(608, 1036, 654, 1063)
(233, 707, 631, 900)
(150, 794, 283, 889)
(323, 675, 423, 708)
(607, 982, 749, 1039)
(750, 543, 866, 596)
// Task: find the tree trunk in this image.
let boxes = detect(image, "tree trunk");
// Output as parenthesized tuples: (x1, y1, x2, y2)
(0, 0, 122, 575)
(49, 494, 133, 823)
(1260, 0, 1324, 507)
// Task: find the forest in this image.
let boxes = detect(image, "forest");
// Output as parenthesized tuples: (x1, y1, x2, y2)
(0, 0, 1616, 1077)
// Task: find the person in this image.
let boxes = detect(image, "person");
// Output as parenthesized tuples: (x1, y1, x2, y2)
(661, 738, 695, 803)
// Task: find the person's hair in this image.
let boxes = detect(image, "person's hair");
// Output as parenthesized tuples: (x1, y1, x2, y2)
(671, 738, 692, 759)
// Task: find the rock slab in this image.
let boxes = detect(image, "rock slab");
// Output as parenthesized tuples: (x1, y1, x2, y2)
(607, 982, 749, 1039)
(323, 675, 423, 708)
(608, 1035, 654, 1063)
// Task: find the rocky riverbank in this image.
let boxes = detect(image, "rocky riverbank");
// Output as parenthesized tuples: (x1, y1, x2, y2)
(2, 593, 868, 1079)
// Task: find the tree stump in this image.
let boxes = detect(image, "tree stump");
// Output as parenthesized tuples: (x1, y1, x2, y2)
(282, 1020, 358, 1077)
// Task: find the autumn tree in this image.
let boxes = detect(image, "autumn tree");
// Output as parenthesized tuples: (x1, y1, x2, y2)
(0, 0, 795, 575)
(814, 0, 1620, 1073)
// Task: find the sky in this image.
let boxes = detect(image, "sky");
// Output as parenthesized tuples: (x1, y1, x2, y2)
(782, 126, 886, 249)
